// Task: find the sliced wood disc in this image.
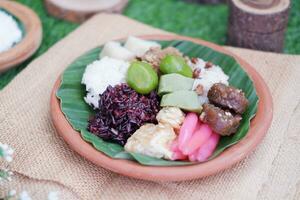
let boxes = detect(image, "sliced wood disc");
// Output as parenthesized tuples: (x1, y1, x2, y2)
(242, 0, 280, 9)
(228, 26, 285, 52)
(230, 0, 290, 33)
(227, 0, 290, 52)
(45, 0, 129, 23)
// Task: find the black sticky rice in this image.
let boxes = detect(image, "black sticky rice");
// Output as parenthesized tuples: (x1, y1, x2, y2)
(88, 83, 160, 146)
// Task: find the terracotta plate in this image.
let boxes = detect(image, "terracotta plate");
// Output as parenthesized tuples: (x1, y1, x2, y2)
(0, 1, 42, 73)
(50, 35, 273, 181)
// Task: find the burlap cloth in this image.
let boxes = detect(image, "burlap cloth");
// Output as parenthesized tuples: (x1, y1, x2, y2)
(0, 13, 299, 200)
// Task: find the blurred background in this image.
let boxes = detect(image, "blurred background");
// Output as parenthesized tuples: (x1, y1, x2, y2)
(0, 0, 298, 89)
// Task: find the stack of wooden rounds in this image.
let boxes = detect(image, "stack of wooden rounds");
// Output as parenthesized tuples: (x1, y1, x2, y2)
(227, 0, 290, 52)
(45, 0, 128, 23)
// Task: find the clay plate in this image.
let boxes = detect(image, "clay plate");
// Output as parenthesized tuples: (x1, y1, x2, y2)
(0, 1, 42, 73)
(50, 35, 273, 181)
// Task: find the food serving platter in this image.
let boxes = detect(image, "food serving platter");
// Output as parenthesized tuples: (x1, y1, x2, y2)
(0, 1, 42, 73)
(50, 34, 273, 181)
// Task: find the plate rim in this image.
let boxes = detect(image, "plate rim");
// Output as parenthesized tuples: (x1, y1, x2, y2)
(50, 34, 273, 181)
(0, 1, 42, 73)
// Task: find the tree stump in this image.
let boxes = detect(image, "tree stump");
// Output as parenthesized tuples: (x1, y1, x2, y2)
(44, 0, 128, 23)
(184, 0, 226, 4)
(227, 0, 290, 52)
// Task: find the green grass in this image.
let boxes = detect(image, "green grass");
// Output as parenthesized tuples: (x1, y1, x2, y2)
(0, 0, 299, 89)
(125, 0, 229, 45)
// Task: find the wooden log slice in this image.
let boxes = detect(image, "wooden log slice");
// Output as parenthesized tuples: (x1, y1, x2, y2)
(242, 0, 279, 9)
(228, 27, 285, 52)
(227, 0, 290, 52)
(229, 0, 290, 33)
(45, 0, 129, 23)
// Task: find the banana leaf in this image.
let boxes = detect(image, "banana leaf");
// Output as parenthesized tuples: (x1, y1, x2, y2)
(57, 40, 258, 166)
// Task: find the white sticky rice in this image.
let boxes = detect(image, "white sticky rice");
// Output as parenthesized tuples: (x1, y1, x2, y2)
(0, 10, 22, 53)
(81, 57, 130, 108)
(190, 58, 229, 105)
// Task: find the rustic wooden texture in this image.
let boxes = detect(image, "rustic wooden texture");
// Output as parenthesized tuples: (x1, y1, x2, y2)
(242, 0, 280, 9)
(45, 0, 128, 23)
(0, 1, 42, 73)
(227, 0, 290, 52)
(228, 25, 286, 51)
